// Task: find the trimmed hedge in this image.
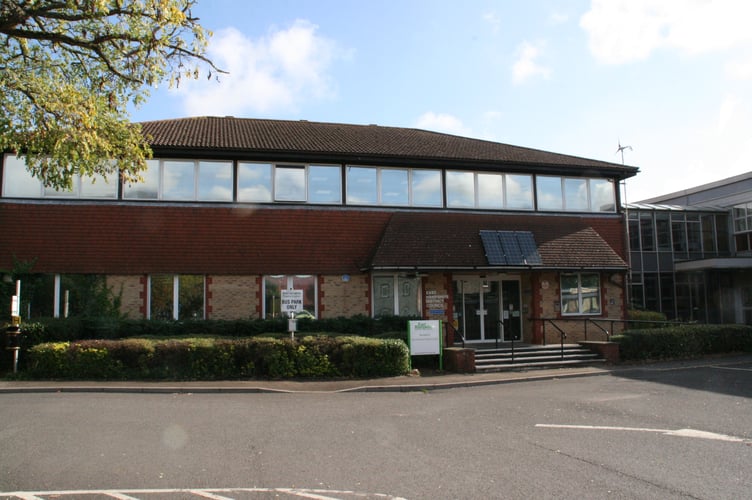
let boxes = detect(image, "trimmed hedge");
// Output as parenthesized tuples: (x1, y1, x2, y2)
(23, 336, 410, 380)
(18, 315, 417, 344)
(613, 324, 752, 361)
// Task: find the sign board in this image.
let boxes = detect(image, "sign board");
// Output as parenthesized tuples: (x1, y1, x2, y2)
(408, 320, 442, 356)
(280, 289, 304, 314)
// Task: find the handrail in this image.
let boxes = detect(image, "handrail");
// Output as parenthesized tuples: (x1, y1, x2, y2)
(539, 318, 567, 358)
(444, 321, 465, 348)
(585, 318, 611, 341)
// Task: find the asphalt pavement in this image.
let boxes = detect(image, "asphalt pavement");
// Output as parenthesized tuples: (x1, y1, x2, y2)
(2, 354, 750, 394)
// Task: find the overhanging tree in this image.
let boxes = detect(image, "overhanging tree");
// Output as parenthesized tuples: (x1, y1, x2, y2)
(0, 0, 222, 189)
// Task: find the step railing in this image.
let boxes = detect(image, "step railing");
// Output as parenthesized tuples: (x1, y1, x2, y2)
(444, 321, 465, 348)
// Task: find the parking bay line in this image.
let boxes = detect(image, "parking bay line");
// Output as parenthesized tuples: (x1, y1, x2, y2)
(535, 424, 751, 444)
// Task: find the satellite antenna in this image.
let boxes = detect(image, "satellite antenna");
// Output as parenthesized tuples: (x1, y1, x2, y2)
(616, 140, 633, 164)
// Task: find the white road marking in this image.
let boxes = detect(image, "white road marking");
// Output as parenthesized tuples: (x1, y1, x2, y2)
(536, 424, 750, 443)
(0, 488, 407, 499)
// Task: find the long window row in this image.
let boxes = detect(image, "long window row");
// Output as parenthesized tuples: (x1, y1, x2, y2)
(2, 154, 616, 213)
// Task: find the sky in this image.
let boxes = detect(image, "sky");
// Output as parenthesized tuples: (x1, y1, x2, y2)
(127, 0, 752, 203)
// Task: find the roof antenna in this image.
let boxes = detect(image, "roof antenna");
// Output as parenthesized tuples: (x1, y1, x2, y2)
(616, 140, 633, 165)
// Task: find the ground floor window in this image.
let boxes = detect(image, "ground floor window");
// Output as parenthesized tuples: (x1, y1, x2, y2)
(372, 275, 420, 317)
(560, 273, 601, 315)
(263, 275, 317, 318)
(149, 275, 205, 320)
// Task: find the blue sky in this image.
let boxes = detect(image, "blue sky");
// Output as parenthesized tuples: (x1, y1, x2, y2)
(128, 0, 752, 202)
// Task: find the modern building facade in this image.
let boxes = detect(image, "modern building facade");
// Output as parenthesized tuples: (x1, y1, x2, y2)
(1, 117, 638, 344)
(628, 172, 752, 324)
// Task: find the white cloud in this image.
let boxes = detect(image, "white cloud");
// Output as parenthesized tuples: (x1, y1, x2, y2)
(511, 41, 551, 85)
(580, 0, 752, 64)
(483, 11, 502, 33)
(176, 20, 345, 116)
(414, 112, 472, 136)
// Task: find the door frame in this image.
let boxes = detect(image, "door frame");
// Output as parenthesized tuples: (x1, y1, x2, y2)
(453, 274, 522, 343)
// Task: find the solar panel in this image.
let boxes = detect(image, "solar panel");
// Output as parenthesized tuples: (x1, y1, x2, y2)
(480, 230, 542, 266)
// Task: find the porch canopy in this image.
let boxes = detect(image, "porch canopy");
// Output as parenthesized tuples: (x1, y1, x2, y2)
(368, 212, 628, 272)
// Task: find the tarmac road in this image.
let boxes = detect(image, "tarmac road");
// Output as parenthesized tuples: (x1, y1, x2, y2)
(1, 355, 751, 499)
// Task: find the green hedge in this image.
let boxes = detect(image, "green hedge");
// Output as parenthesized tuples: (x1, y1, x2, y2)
(17, 315, 417, 344)
(613, 324, 752, 361)
(23, 336, 410, 380)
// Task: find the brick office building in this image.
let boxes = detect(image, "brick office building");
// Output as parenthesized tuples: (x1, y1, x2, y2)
(1, 117, 638, 344)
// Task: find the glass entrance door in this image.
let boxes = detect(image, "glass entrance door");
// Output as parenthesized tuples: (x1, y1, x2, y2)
(453, 278, 510, 342)
(501, 280, 522, 341)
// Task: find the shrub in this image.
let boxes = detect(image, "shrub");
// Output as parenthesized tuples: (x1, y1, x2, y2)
(626, 309, 669, 329)
(613, 324, 752, 361)
(23, 335, 410, 380)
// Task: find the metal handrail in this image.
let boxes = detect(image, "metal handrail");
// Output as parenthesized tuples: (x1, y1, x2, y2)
(444, 321, 465, 348)
(539, 318, 567, 358)
(585, 318, 611, 341)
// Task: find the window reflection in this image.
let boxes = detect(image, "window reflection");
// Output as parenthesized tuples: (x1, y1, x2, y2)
(308, 165, 341, 203)
(274, 166, 306, 201)
(591, 179, 615, 211)
(564, 178, 588, 211)
(346, 167, 377, 204)
(198, 161, 233, 201)
(478, 173, 503, 209)
(412, 169, 442, 206)
(124, 159, 159, 199)
(162, 160, 195, 200)
(237, 162, 272, 202)
(536, 175, 563, 210)
(446, 171, 475, 208)
(505, 174, 533, 209)
(380, 169, 408, 205)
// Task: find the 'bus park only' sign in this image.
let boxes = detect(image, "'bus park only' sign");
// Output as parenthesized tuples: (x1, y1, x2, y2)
(280, 289, 304, 314)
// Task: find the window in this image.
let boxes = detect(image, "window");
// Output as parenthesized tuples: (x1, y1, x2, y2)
(560, 273, 601, 315)
(505, 174, 534, 210)
(446, 171, 475, 208)
(124, 159, 160, 199)
(274, 165, 306, 201)
(124, 159, 232, 201)
(263, 275, 317, 318)
(149, 275, 205, 320)
(308, 165, 342, 203)
(3, 154, 118, 199)
(346, 167, 377, 204)
(411, 170, 442, 207)
(536, 176, 563, 210)
(372, 275, 420, 317)
(380, 168, 409, 205)
(477, 173, 504, 209)
(591, 179, 616, 211)
(564, 178, 589, 211)
(237, 162, 272, 202)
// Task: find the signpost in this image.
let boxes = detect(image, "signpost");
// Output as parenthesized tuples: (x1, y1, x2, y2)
(408, 320, 443, 370)
(280, 289, 304, 340)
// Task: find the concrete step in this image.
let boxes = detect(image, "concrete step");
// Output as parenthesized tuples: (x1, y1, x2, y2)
(473, 344, 605, 372)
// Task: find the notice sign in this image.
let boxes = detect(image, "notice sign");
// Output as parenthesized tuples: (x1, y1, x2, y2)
(408, 320, 442, 356)
(280, 289, 304, 314)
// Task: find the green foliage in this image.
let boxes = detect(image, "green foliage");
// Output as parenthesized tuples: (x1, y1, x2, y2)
(626, 309, 669, 329)
(24, 315, 417, 342)
(23, 336, 410, 380)
(613, 324, 752, 361)
(0, 0, 222, 189)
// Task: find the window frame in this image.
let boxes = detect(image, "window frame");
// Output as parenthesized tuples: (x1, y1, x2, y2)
(560, 272, 602, 316)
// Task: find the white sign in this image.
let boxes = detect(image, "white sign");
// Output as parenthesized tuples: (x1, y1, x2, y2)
(280, 289, 304, 314)
(408, 320, 442, 355)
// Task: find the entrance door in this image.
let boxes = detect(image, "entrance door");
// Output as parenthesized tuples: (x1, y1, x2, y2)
(501, 280, 522, 341)
(453, 277, 518, 342)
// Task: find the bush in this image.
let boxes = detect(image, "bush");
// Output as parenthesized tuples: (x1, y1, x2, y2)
(613, 324, 752, 361)
(23, 335, 410, 380)
(626, 309, 669, 329)
(20, 315, 419, 343)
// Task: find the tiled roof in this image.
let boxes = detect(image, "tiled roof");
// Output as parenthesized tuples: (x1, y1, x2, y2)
(140, 116, 638, 176)
(370, 212, 628, 270)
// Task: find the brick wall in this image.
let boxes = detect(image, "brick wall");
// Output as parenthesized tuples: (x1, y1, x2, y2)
(320, 274, 370, 318)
